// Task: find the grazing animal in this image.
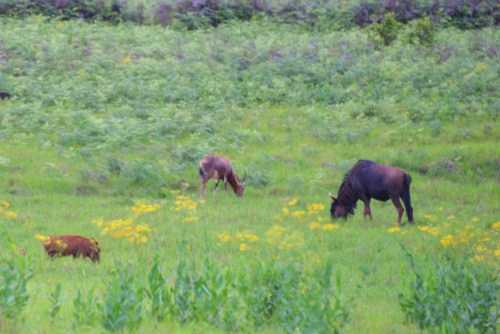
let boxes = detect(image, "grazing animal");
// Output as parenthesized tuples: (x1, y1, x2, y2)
(199, 155, 246, 197)
(0, 92, 11, 100)
(43, 235, 101, 262)
(329, 160, 414, 225)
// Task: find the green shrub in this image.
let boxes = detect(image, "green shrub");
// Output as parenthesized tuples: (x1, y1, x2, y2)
(369, 12, 403, 47)
(0, 258, 34, 321)
(48, 283, 66, 319)
(146, 252, 349, 332)
(73, 289, 98, 328)
(100, 267, 144, 332)
(400, 252, 498, 333)
(407, 16, 436, 47)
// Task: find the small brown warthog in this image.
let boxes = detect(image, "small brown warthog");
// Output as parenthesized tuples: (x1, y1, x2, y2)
(43, 235, 101, 262)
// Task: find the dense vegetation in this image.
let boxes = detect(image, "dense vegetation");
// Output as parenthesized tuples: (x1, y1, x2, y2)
(0, 0, 498, 30)
(0, 4, 498, 333)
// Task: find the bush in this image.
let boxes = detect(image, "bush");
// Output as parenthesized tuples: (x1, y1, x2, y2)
(369, 12, 403, 47)
(146, 253, 349, 332)
(100, 266, 144, 332)
(400, 252, 498, 333)
(407, 16, 436, 46)
(0, 259, 34, 321)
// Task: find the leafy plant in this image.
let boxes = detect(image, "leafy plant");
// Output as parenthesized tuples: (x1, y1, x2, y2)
(407, 16, 436, 46)
(369, 12, 403, 47)
(0, 259, 34, 321)
(73, 289, 98, 328)
(100, 267, 144, 332)
(48, 282, 66, 319)
(400, 250, 498, 333)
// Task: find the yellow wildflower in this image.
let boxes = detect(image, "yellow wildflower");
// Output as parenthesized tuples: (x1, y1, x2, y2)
(309, 221, 321, 230)
(291, 210, 305, 218)
(492, 222, 500, 230)
(282, 207, 289, 215)
(447, 215, 456, 220)
(440, 235, 455, 247)
(266, 226, 286, 237)
(388, 227, 400, 233)
(1, 201, 11, 207)
(121, 56, 133, 64)
(307, 203, 325, 213)
(495, 250, 500, 257)
(424, 214, 437, 222)
(5, 211, 17, 218)
(34, 234, 49, 241)
(471, 217, 480, 223)
(475, 245, 487, 252)
(472, 255, 484, 262)
(321, 223, 339, 231)
(239, 243, 249, 251)
(217, 233, 232, 243)
(288, 198, 298, 206)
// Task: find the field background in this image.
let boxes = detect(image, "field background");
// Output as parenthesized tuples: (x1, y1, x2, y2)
(0, 4, 499, 333)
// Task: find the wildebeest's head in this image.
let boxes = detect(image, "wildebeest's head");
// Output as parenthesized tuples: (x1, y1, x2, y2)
(329, 193, 354, 220)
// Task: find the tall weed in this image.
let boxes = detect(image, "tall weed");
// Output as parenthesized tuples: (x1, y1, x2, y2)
(0, 258, 34, 321)
(100, 266, 144, 332)
(400, 250, 498, 333)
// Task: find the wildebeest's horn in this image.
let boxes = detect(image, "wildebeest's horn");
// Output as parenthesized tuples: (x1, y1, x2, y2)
(329, 192, 336, 201)
(242, 171, 247, 183)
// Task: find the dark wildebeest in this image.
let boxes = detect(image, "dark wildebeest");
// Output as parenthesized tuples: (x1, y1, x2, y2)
(199, 155, 246, 197)
(43, 235, 101, 261)
(329, 160, 414, 225)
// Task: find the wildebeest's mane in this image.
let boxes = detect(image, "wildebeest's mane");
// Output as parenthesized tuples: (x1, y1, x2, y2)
(336, 172, 358, 213)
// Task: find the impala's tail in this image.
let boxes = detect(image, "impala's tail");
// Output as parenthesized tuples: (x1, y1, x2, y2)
(199, 167, 205, 180)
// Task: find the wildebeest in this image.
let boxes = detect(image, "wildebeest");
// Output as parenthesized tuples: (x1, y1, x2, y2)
(329, 160, 414, 225)
(199, 155, 246, 197)
(0, 92, 11, 100)
(43, 235, 101, 261)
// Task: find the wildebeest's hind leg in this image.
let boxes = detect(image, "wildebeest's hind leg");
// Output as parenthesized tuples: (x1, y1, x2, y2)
(362, 199, 372, 224)
(390, 197, 404, 226)
(402, 192, 414, 224)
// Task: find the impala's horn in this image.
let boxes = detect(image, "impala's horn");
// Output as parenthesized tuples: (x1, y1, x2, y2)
(241, 171, 247, 184)
(329, 192, 336, 201)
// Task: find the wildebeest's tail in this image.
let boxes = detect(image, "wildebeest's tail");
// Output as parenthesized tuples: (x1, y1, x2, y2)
(402, 173, 414, 224)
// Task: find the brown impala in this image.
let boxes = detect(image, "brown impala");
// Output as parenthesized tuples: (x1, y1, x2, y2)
(199, 155, 246, 197)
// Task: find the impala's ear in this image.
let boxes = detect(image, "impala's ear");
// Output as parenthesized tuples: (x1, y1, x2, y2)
(329, 192, 336, 201)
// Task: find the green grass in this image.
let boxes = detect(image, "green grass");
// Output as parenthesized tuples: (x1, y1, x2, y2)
(0, 16, 499, 333)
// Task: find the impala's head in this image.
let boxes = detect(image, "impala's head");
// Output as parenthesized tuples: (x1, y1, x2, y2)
(236, 171, 247, 197)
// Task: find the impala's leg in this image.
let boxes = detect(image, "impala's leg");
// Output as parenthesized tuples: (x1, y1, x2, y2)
(391, 197, 404, 226)
(201, 181, 207, 197)
(224, 176, 228, 192)
(213, 179, 221, 196)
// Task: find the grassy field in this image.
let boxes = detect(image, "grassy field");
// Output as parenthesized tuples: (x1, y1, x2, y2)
(0, 16, 499, 333)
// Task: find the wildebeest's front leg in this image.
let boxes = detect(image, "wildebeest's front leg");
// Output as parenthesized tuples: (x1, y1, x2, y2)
(362, 199, 372, 224)
(390, 197, 404, 226)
